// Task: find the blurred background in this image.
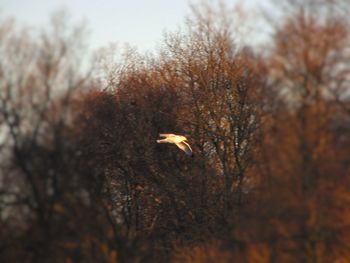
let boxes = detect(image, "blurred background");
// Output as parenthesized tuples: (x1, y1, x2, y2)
(1, 0, 350, 262)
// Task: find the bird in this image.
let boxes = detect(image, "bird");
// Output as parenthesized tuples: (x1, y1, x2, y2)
(156, 133, 193, 157)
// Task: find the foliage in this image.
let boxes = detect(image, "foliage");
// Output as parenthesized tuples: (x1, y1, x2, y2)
(0, 1, 350, 262)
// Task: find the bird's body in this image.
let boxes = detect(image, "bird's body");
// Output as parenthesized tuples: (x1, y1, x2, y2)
(157, 133, 193, 156)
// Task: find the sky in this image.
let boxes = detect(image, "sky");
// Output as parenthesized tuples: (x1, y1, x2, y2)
(0, 0, 270, 52)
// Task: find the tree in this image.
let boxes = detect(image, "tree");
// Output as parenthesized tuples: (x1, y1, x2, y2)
(0, 11, 115, 263)
(240, 1, 350, 262)
(160, 2, 264, 223)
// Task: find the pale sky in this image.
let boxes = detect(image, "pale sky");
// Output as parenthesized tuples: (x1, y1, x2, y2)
(0, 0, 270, 52)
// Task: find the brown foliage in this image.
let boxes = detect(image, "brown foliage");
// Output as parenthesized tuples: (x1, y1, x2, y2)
(1, 1, 350, 263)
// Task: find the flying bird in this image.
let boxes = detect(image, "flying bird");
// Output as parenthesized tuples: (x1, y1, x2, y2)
(156, 133, 193, 157)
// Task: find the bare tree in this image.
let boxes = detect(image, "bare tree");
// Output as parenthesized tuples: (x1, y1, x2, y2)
(160, 3, 264, 222)
(0, 11, 98, 262)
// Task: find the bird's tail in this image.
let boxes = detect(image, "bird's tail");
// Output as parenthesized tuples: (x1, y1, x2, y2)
(156, 139, 166, 143)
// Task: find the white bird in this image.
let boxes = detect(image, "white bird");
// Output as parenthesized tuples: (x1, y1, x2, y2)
(156, 133, 193, 157)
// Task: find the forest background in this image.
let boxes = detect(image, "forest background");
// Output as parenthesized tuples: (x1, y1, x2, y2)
(1, 0, 350, 262)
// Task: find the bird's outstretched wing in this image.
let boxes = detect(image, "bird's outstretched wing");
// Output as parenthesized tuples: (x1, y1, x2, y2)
(159, 133, 175, 138)
(175, 141, 193, 156)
